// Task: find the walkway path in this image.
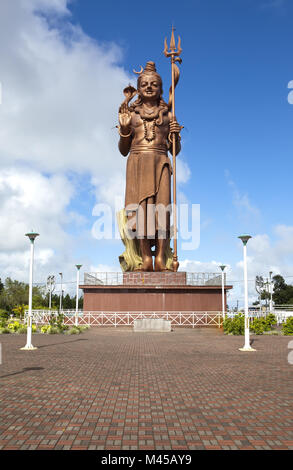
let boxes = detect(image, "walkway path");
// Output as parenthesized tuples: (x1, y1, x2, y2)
(0, 328, 292, 450)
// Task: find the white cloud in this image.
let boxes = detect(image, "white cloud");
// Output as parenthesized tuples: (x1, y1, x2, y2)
(0, 0, 134, 285)
(179, 259, 230, 273)
(89, 264, 118, 273)
(0, 167, 80, 289)
(225, 170, 260, 223)
(176, 157, 191, 185)
(260, 0, 285, 9)
(27, 0, 71, 14)
(180, 225, 293, 308)
(0, 168, 73, 252)
(0, 0, 130, 191)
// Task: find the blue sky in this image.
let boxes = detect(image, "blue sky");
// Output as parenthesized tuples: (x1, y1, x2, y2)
(69, 0, 293, 267)
(0, 0, 292, 306)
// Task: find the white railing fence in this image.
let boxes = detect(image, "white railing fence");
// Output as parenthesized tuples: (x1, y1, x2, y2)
(25, 310, 223, 328)
(83, 272, 224, 286)
(24, 308, 292, 328)
(227, 310, 292, 325)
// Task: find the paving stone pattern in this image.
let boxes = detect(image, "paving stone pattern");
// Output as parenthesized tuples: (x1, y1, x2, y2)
(0, 328, 292, 450)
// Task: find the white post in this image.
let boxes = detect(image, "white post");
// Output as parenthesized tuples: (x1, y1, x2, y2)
(269, 271, 273, 313)
(75, 265, 82, 326)
(21, 231, 39, 351)
(238, 235, 256, 352)
(47, 275, 54, 309)
(59, 272, 63, 312)
(219, 265, 226, 320)
(243, 244, 250, 348)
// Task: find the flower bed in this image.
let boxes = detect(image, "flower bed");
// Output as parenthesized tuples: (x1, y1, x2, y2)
(0, 319, 90, 335)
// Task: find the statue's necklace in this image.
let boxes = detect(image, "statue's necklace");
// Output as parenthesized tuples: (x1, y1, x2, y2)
(142, 118, 156, 142)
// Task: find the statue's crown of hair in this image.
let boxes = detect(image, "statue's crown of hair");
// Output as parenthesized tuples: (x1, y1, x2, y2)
(144, 61, 157, 73)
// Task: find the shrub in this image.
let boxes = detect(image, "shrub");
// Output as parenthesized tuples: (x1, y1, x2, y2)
(16, 327, 27, 334)
(223, 313, 244, 335)
(66, 327, 80, 335)
(250, 314, 277, 335)
(75, 325, 89, 332)
(12, 305, 28, 319)
(48, 326, 59, 334)
(49, 313, 68, 332)
(265, 313, 277, 329)
(250, 318, 266, 335)
(0, 317, 8, 328)
(6, 321, 37, 333)
(82, 325, 90, 331)
(0, 327, 11, 334)
(0, 309, 9, 320)
(40, 325, 50, 334)
(7, 321, 22, 332)
(281, 317, 293, 336)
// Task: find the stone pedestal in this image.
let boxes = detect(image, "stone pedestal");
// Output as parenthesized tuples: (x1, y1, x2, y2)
(133, 318, 171, 332)
(80, 272, 232, 314)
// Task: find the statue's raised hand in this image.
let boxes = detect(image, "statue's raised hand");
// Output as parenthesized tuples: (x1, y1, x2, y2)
(119, 103, 132, 134)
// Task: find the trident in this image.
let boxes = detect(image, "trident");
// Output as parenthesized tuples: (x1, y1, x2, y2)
(164, 26, 182, 272)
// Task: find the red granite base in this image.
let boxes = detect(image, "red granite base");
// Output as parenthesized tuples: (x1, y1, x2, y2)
(123, 271, 186, 286)
(81, 272, 232, 315)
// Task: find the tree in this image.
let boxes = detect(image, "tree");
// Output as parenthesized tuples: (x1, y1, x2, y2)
(272, 275, 293, 305)
(0, 277, 84, 312)
(63, 294, 73, 309)
(0, 277, 47, 312)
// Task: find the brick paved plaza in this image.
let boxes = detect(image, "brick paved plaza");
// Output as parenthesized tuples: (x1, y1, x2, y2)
(0, 328, 292, 450)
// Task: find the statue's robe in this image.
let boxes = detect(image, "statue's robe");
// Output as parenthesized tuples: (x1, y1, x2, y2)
(125, 144, 172, 239)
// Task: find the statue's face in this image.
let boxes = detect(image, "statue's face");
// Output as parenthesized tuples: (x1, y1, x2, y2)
(138, 73, 162, 101)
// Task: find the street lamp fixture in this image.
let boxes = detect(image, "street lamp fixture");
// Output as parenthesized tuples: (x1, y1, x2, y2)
(21, 231, 39, 350)
(46, 275, 55, 309)
(238, 235, 256, 352)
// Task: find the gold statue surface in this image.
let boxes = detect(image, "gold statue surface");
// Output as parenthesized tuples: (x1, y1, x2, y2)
(118, 56, 182, 272)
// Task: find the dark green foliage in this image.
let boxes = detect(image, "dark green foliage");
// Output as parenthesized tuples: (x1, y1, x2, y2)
(0, 311, 8, 328)
(272, 275, 293, 305)
(281, 317, 293, 335)
(62, 294, 72, 309)
(0, 309, 9, 319)
(250, 318, 268, 335)
(0, 278, 47, 313)
(249, 314, 277, 335)
(223, 313, 245, 335)
(265, 313, 277, 328)
(49, 313, 69, 332)
(224, 313, 277, 336)
(0, 277, 83, 313)
(50, 293, 83, 310)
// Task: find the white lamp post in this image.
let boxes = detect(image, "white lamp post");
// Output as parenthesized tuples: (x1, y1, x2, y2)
(21, 231, 39, 351)
(238, 235, 256, 352)
(59, 272, 63, 312)
(47, 275, 55, 309)
(269, 271, 273, 313)
(219, 265, 226, 320)
(75, 264, 82, 326)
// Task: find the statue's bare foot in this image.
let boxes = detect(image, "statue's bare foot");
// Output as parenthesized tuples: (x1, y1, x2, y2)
(154, 256, 169, 272)
(138, 256, 153, 272)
